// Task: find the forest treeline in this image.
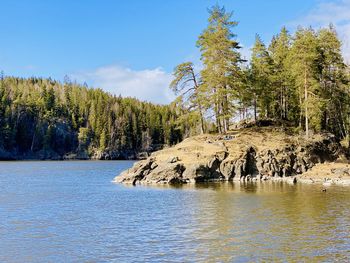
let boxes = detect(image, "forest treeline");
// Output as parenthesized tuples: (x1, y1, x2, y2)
(1, 5, 350, 159)
(172, 5, 350, 141)
(0, 76, 188, 159)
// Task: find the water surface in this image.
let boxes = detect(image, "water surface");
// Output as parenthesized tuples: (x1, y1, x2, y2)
(0, 161, 349, 262)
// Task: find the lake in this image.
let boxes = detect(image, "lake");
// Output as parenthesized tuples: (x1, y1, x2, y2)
(0, 161, 349, 262)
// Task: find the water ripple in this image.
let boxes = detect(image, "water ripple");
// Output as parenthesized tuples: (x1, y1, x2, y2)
(0, 161, 349, 262)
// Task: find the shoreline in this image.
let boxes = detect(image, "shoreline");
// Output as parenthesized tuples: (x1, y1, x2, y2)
(113, 174, 350, 187)
(269, 175, 350, 187)
(0, 159, 138, 162)
(114, 128, 350, 187)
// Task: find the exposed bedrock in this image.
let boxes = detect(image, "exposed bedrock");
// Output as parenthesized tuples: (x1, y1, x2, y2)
(114, 130, 341, 185)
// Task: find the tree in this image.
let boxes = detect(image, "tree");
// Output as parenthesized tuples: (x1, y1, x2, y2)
(197, 4, 243, 133)
(317, 25, 348, 137)
(44, 86, 56, 112)
(99, 128, 107, 150)
(170, 62, 205, 134)
(250, 34, 274, 119)
(269, 27, 295, 121)
(289, 27, 320, 138)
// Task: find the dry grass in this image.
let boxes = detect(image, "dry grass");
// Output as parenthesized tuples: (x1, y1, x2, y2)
(151, 127, 320, 165)
(152, 135, 227, 165)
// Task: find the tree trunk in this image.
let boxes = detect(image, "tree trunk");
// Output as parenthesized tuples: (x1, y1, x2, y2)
(31, 124, 36, 152)
(223, 118, 228, 134)
(199, 108, 205, 134)
(254, 93, 257, 122)
(299, 84, 303, 129)
(280, 84, 284, 120)
(221, 85, 229, 133)
(304, 70, 309, 139)
(191, 70, 205, 134)
(284, 86, 288, 120)
(215, 98, 221, 133)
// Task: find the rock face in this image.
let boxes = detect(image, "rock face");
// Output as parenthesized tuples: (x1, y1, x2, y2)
(114, 128, 342, 185)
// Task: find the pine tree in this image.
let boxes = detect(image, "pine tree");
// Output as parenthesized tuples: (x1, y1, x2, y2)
(170, 62, 205, 134)
(289, 27, 320, 138)
(197, 4, 242, 133)
(250, 34, 274, 119)
(317, 25, 349, 137)
(99, 128, 107, 150)
(269, 27, 295, 121)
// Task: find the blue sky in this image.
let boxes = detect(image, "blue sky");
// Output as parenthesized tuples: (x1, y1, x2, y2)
(1, 0, 349, 103)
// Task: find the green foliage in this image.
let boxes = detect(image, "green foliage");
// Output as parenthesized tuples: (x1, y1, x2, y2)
(268, 27, 297, 121)
(170, 62, 206, 134)
(0, 77, 189, 158)
(196, 4, 243, 133)
(250, 34, 275, 118)
(78, 127, 91, 148)
(168, 5, 350, 141)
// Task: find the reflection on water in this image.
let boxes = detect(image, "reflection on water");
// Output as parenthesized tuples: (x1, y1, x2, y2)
(152, 182, 350, 261)
(0, 161, 349, 262)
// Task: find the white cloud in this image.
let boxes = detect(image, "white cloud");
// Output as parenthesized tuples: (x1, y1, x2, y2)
(292, 0, 350, 62)
(71, 65, 175, 104)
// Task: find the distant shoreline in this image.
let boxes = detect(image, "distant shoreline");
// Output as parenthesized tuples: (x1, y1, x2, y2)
(0, 159, 138, 161)
(0, 150, 149, 162)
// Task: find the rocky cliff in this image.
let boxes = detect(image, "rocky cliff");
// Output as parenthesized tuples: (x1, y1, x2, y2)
(114, 127, 344, 185)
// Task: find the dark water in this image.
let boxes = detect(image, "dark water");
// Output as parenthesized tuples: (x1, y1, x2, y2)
(0, 161, 349, 262)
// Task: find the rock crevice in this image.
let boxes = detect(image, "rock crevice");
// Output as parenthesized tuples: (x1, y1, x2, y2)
(114, 129, 341, 185)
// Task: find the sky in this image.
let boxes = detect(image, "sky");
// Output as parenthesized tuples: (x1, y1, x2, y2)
(1, 0, 349, 104)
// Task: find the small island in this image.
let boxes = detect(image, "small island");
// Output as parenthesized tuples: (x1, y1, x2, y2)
(114, 124, 350, 186)
(114, 5, 350, 187)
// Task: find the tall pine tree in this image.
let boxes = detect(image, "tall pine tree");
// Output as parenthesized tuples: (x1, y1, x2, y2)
(289, 27, 320, 138)
(250, 34, 274, 119)
(197, 5, 242, 133)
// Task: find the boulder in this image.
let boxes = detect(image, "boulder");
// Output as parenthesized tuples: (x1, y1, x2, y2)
(114, 158, 155, 184)
(220, 159, 236, 180)
(166, 156, 180, 163)
(182, 164, 212, 182)
(331, 167, 350, 177)
(141, 163, 185, 184)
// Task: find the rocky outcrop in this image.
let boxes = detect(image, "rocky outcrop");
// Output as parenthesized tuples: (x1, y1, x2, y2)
(114, 129, 342, 185)
(297, 162, 350, 186)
